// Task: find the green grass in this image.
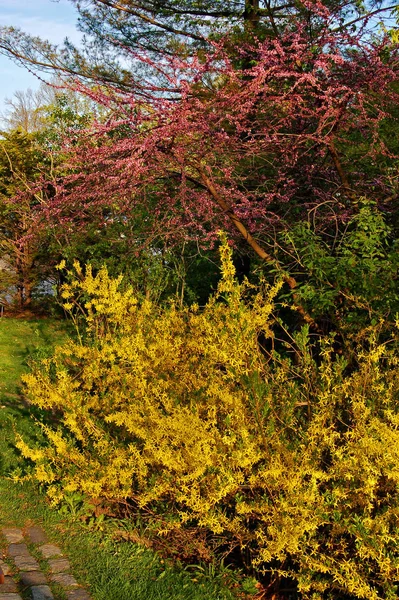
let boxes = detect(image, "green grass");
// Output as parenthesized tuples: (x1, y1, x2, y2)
(0, 317, 66, 396)
(0, 482, 242, 600)
(0, 317, 67, 476)
(0, 318, 249, 600)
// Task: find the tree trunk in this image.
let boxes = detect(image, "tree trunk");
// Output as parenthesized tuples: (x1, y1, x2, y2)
(198, 167, 317, 328)
(244, 0, 260, 31)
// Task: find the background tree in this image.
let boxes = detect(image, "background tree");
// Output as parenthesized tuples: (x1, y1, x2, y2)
(0, 129, 49, 309)
(0, 83, 221, 307)
(1, 88, 49, 133)
(0, 86, 107, 310)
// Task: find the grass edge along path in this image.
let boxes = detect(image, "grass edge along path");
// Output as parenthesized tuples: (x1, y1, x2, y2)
(0, 480, 245, 600)
(0, 318, 252, 600)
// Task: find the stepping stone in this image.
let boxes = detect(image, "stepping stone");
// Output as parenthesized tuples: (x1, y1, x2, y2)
(7, 544, 30, 558)
(26, 528, 47, 545)
(65, 590, 91, 600)
(19, 571, 47, 586)
(39, 545, 63, 559)
(0, 595, 23, 600)
(31, 586, 54, 600)
(12, 555, 40, 571)
(51, 573, 79, 588)
(0, 577, 18, 593)
(48, 558, 70, 573)
(0, 563, 10, 577)
(1, 530, 23, 544)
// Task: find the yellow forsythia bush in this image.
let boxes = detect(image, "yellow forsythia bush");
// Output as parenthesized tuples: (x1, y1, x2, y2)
(19, 237, 399, 599)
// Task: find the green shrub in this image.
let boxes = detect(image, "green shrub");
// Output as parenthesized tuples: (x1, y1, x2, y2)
(280, 200, 399, 340)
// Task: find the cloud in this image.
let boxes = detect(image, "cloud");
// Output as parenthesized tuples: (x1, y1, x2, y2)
(0, 55, 45, 107)
(1, 14, 82, 45)
(0, 0, 81, 45)
(0, 0, 81, 107)
(0, 0, 75, 13)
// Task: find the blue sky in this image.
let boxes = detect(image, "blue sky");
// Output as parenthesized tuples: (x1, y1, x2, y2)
(0, 0, 81, 108)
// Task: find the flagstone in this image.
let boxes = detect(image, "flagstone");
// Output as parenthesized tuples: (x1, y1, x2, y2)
(48, 558, 70, 573)
(1, 530, 23, 544)
(31, 586, 54, 600)
(39, 545, 63, 559)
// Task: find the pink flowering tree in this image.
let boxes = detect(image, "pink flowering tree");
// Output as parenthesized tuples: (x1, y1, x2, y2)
(36, 4, 398, 323)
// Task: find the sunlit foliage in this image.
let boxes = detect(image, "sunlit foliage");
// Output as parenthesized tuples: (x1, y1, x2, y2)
(18, 237, 399, 598)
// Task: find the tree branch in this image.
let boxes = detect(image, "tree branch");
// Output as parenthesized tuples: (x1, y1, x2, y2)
(87, 0, 205, 41)
(197, 166, 316, 327)
(331, 4, 399, 33)
(328, 142, 357, 204)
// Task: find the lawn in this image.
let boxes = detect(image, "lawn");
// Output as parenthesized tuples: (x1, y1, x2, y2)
(0, 317, 67, 476)
(0, 317, 66, 396)
(0, 318, 250, 600)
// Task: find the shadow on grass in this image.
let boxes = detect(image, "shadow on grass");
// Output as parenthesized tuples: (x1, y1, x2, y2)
(0, 317, 69, 477)
(0, 394, 50, 477)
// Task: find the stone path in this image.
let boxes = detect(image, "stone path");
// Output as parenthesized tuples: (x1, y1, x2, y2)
(0, 527, 92, 600)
